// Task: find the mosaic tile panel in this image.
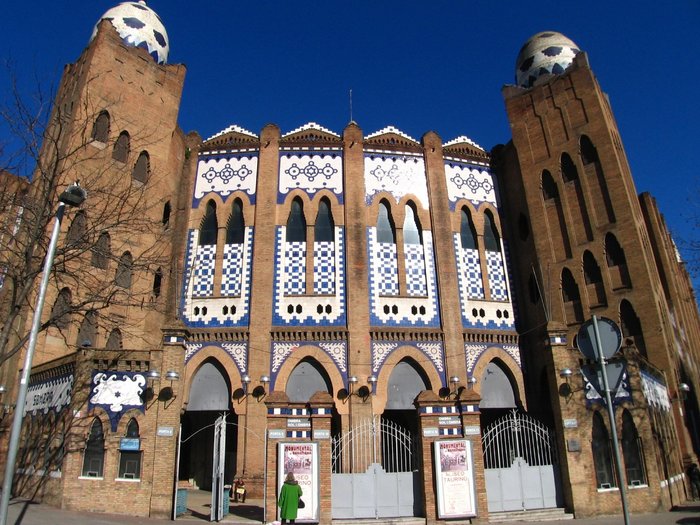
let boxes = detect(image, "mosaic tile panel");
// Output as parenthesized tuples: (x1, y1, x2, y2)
(273, 227, 346, 326)
(376, 242, 399, 296)
(194, 154, 258, 205)
(486, 250, 509, 301)
(283, 241, 307, 295)
(465, 343, 521, 375)
(364, 154, 429, 209)
(221, 243, 244, 296)
(444, 162, 497, 209)
(368, 229, 440, 327)
(270, 340, 347, 389)
(453, 234, 485, 301)
(404, 244, 427, 296)
(371, 340, 444, 376)
(180, 228, 253, 328)
(184, 341, 248, 376)
(314, 241, 335, 295)
(192, 244, 216, 297)
(278, 151, 343, 202)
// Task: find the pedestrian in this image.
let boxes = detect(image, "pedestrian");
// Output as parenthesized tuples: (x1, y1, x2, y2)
(688, 463, 700, 500)
(278, 472, 303, 524)
(233, 477, 247, 503)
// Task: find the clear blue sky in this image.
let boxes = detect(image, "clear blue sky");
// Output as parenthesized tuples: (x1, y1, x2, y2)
(2, 1, 699, 286)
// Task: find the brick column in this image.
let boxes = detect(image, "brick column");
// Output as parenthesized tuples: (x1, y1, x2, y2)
(415, 390, 487, 525)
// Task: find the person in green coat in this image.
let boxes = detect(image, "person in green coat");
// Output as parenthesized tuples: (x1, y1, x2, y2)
(278, 472, 303, 524)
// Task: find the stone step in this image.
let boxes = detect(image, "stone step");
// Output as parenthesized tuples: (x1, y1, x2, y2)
(489, 507, 573, 523)
(332, 518, 425, 525)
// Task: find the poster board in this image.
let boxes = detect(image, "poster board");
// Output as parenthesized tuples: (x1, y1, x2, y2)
(277, 442, 319, 523)
(434, 439, 477, 518)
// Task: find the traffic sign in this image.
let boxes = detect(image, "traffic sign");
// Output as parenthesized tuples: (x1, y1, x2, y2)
(577, 317, 622, 361)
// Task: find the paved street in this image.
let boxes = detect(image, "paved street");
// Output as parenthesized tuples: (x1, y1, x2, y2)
(1, 498, 699, 525)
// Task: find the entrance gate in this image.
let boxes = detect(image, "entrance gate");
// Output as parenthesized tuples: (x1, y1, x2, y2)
(331, 417, 421, 519)
(482, 410, 562, 512)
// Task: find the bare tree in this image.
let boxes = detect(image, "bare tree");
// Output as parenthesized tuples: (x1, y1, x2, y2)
(0, 72, 172, 369)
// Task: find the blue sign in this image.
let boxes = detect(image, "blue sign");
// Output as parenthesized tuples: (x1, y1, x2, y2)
(120, 438, 141, 451)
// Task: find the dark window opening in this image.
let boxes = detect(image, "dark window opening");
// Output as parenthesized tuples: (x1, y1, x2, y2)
(286, 198, 306, 242)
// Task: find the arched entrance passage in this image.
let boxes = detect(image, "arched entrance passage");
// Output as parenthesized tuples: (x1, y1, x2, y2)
(331, 357, 425, 519)
(287, 358, 333, 402)
(479, 359, 520, 428)
(179, 359, 237, 492)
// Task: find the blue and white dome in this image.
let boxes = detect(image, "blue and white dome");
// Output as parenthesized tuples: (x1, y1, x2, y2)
(515, 32, 580, 88)
(91, 1, 169, 65)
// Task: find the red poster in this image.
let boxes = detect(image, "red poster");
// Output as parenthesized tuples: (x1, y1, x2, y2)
(434, 439, 476, 518)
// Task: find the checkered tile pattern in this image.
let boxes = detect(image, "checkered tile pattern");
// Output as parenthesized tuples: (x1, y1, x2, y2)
(463, 248, 485, 299)
(486, 250, 509, 301)
(284, 241, 306, 295)
(192, 244, 216, 297)
(404, 244, 427, 296)
(313, 241, 335, 294)
(375, 242, 399, 296)
(221, 243, 244, 296)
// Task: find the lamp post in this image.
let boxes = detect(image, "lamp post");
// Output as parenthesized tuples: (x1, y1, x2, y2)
(0, 183, 86, 525)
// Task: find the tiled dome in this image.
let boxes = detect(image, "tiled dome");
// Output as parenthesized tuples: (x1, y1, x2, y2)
(91, 1, 169, 64)
(515, 32, 580, 88)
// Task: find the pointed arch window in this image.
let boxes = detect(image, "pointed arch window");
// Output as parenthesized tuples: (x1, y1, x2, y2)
(621, 410, 646, 486)
(377, 201, 395, 244)
(91, 232, 111, 269)
(592, 411, 616, 488)
(115, 251, 133, 288)
(112, 131, 130, 162)
(226, 199, 245, 245)
(82, 418, 105, 478)
(561, 152, 579, 182)
(562, 268, 583, 324)
(91, 111, 110, 143)
(199, 200, 218, 246)
(580, 135, 599, 165)
(106, 328, 122, 350)
(542, 170, 559, 201)
(620, 300, 647, 358)
(605, 233, 631, 289)
(66, 211, 87, 245)
(76, 310, 98, 348)
(460, 208, 478, 249)
(403, 203, 422, 245)
(118, 418, 142, 479)
(583, 250, 607, 307)
(51, 288, 72, 330)
(162, 201, 171, 229)
(286, 198, 306, 242)
(132, 151, 150, 184)
(153, 267, 163, 297)
(314, 198, 334, 243)
(483, 211, 500, 252)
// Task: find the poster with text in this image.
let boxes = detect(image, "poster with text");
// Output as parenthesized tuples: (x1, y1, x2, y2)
(434, 439, 477, 518)
(277, 442, 319, 523)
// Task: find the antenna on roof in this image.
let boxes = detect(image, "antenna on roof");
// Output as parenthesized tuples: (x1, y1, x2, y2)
(349, 89, 353, 123)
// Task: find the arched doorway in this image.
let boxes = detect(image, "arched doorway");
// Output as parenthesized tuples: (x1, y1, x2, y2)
(179, 360, 237, 492)
(331, 358, 425, 519)
(287, 358, 332, 401)
(480, 359, 561, 512)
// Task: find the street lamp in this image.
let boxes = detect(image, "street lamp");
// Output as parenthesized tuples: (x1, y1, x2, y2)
(0, 183, 86, 525)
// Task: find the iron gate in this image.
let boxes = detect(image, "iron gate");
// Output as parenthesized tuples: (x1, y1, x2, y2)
(331, 417, 422, 519)
(482, 410, 562, 512)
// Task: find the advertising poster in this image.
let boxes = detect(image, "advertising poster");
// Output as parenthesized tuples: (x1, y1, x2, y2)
(434, 439, 476, 518)
(278, 442, 318, 523)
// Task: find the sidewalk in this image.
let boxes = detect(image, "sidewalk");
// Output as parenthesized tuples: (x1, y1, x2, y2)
(2, 499, 699, 525)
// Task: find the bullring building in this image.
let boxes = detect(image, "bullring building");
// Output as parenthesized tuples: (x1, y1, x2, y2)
(1, 1, 699, 523)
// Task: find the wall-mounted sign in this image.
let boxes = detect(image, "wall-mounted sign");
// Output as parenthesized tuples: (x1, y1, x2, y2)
(563, 419, 578, 428)
(279, 442, 319, 523)
(434, 439, 477, 519)
(312, 429, 330, 440)
(288, 418, 311, 428)
(157, 426, 174, 437)
(120, 438, 140, 451)
(438, 416, 461, 426)
(268, 429, 286, 439)
(423, 427, 439, 437)
(463, 425, 481, 436)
